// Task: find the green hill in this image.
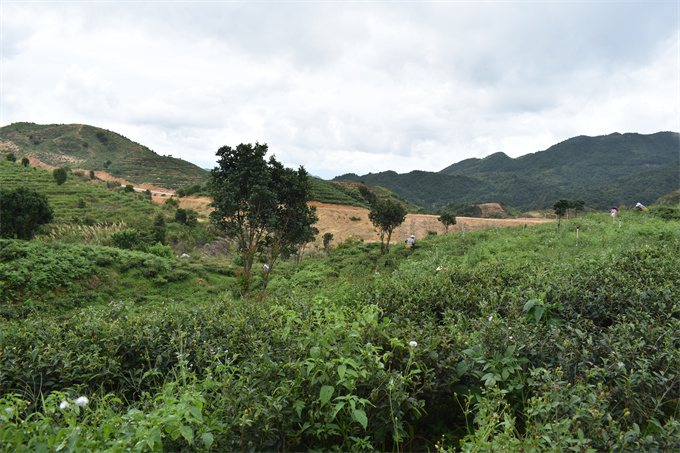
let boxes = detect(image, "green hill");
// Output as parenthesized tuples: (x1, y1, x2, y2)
(0, 122, 209, 189)
(336, 132, 680, 211)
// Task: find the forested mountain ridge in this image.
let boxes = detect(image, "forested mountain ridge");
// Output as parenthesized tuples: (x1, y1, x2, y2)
(336, 132, 680, 211)
(0, 122, 209, 189)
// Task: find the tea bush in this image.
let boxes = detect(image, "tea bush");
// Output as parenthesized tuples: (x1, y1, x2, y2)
(2, 210, 680, 450)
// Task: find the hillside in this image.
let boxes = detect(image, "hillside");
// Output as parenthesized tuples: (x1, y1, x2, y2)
(336, 131, 680, 211)
(0, 122, 209, 189)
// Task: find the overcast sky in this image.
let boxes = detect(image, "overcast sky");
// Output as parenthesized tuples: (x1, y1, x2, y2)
(2, 1, 679, 179)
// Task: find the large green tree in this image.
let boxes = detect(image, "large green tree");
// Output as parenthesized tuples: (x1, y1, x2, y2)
(368, 199, 407, 253)
(0, 187, 54, 239)
(209, 142, 317, 296)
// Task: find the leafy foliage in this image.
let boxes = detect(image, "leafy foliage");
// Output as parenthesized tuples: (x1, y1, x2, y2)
(368, 199, 407, 253)
(0, 122, 209, 189)
(336, 132, 680, 211)
(209, 142, 317, 296)
(0, 187, 54, 239)
(438, 211, 457, 233)
(52, 167, 68, 185)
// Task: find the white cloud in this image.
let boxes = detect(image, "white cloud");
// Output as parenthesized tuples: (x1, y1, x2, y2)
(1, 2, 678, 180)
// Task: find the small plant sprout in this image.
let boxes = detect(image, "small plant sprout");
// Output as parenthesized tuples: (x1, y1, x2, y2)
(75, 396, 89, 407)
(409, 341, 418, 348)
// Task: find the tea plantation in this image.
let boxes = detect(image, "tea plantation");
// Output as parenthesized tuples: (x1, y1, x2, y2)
(2, 179, 680, 450)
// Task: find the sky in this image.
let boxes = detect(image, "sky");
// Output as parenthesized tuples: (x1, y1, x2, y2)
(2, 1, 679, 180)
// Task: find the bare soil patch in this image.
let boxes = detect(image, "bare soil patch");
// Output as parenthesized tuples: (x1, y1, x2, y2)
(310, 202, 554, 246)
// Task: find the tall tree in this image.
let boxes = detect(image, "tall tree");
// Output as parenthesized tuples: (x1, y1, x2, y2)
(368, 199, 407, 253)
(0, 187, 54, 239)
(209, 142, 317, 296)
(438, 211, 457, 233)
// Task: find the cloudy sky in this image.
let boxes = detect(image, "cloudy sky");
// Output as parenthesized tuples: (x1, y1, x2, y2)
(2, 1, 679, 179)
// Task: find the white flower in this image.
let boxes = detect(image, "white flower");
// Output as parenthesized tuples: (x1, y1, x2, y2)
(59, 401, 69, 410)
(409, 341, 418, 348)
(75, 396, 89, 407)
(617, 361, 625, 369)
(488, 316, 493, 322)
(509, 336, 513, 340)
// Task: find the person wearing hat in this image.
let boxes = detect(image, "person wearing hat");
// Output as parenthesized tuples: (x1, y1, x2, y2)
(405, 235, 416, 249)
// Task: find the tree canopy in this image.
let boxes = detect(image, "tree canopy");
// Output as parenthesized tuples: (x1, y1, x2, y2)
(0, 187, 54, 239)
(53, 167, 68, 185)
(438, 211, 457, 233)
(368, 199, 407, 253)
(209, 142, 317, 296)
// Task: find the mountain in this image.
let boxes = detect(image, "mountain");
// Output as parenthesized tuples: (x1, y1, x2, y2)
(336, 132, 680, 211)
(0, 122, 209, 189)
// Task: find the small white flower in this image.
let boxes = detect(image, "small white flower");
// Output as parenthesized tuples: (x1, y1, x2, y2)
(409, 341, 418, 348)
(488, 316, 493, 322)
(75, 396, 89, 407)
(59, 401, 69, 410)
(617, 361, 625, 369)
(509, 336, 513, 340)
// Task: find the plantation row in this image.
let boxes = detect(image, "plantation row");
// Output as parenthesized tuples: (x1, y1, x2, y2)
(1, 210, 680, 451)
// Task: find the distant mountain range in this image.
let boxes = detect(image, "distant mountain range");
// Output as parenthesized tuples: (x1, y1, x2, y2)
(2, 123, 678, 211)
(335, 132, 680, 211)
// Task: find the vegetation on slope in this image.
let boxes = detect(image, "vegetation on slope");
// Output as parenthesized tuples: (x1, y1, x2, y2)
(336, 132, 680, 211)
(0, 122, 209, 189)
(2, 206, 680, 451)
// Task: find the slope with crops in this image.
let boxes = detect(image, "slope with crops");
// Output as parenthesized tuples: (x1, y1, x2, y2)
(2, 202, 680, 451)
(0, 122, 209, 189)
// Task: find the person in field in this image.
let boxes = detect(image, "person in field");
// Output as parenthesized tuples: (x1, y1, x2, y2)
(405, 235, 416, 249)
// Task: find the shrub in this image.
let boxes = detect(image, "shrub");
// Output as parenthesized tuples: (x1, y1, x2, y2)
(53, 167, 68, 185)
(110, 229, 140, 250)
(0, 188, 54, 239)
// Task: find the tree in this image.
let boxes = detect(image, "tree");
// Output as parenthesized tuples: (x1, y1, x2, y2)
(174, 208, 188, 224)
(5, 152, 16, 162)
(152, 213, 167, 245)
(0, 187, 54, 239)
(323, 232, 334, 252)
(53, 167, 68, 185)
(89, 170, 95, 179)
(571, 199, 585, 217)
(368, 199, 407, 253)
(438, 211, 457, 233)
(209, 142, 318, 296)
(21, 157, 30, 167)
(553, 199, 571, 228)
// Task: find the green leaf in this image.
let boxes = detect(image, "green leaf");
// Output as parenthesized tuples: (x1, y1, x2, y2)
(338, 364, 347, 379)
(179, 425, 194, 444)
(201, 432, 214, 449)
(534, 306, 545, 322)
(353, 409, 368, 430)
(523, 299, 536, 312)
(456, 361, 468, 375)
(502, 369, 510, 380)
(320, 385, 334, 406)
(293, 399, 305, 418)
(310, 346, 321, 359)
